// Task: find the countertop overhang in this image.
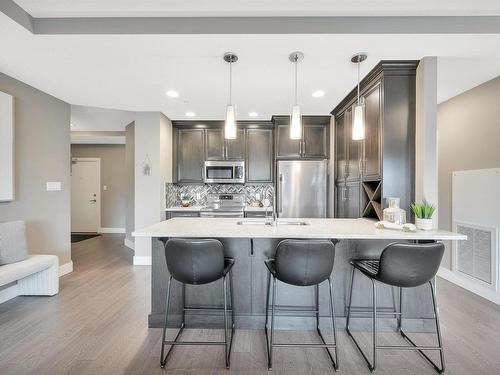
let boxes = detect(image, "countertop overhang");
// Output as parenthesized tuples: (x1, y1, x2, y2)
(133, 218, 466, 241)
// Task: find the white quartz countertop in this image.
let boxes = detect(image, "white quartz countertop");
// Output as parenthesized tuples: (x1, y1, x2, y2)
(165, 206, 273, 212)
(133, 218, 466, 241)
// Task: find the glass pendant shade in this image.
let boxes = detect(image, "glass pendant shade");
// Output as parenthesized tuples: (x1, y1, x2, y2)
(290, 105, 302, 140)
(225, 104, 237, 139)
(352, 103, 365, 140)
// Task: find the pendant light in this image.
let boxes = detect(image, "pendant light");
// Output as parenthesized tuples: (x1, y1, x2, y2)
(223, 52, 238, 139)
(289, 51, 304, 140)
(351, 53, 367, 141)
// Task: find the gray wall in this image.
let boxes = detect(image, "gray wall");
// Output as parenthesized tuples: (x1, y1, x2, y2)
(0, 72, 71, 265)
(438, 75, 500, 268)
(125, 122, 135, 245)
(71, 144, 126, 229)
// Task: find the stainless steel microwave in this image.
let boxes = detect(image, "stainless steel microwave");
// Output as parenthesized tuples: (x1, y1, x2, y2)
(204, 161, 245, 184)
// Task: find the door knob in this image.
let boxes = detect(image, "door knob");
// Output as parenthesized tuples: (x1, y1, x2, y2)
(89, 199, 97, 203)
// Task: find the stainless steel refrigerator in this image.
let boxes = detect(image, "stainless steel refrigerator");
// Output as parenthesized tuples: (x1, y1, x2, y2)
(277, 160, 327, 218)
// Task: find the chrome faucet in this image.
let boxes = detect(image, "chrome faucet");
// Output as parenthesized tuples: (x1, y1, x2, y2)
(265, 188, 277, 226)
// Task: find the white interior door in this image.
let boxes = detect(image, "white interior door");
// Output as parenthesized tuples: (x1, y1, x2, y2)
(71, 158, 100, 233)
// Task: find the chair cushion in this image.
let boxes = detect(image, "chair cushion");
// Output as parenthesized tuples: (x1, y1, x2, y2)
(0, 255, 58, 287)
(0, 221, 29, 265)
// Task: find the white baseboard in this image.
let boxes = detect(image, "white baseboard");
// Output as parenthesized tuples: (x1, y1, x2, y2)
(59, 261, 74, 277)
(437, 266, 500, 305)
(99, 227, 125, 234)
(124, 238, 135, 250)
(133, 256, 151, 266)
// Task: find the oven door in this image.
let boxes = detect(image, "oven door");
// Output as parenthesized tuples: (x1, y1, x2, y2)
(199, 211, 244, 218)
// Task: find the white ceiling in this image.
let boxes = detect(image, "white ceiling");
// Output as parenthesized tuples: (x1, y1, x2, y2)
(71, 105, 134, 131)
(1, 12, 500, 130)
(15, 0, 500, 17)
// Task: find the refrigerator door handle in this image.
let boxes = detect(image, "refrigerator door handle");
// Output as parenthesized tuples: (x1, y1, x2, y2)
(278, 173, 283, 213)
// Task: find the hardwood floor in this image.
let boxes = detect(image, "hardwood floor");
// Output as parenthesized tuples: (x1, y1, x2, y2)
(1, 234, 499, 374)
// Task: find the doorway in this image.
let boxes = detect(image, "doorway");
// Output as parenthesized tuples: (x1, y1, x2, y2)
(71, 157, 101, 233)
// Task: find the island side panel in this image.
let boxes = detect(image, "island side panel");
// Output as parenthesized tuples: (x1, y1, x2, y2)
(150, 237, 435, 332)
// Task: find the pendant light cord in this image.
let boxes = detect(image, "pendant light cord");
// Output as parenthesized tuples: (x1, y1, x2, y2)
(229, 61, 232, 106)
(357, 59, 360, 105)
(294, 57, 298, 105)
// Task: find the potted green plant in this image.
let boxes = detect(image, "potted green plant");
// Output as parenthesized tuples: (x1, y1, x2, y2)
(410, 201, 436, 231)
(180, 194, 192, 207)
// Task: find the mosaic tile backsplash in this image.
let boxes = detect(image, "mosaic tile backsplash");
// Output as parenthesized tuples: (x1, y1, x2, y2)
(166, 183, 274, 207)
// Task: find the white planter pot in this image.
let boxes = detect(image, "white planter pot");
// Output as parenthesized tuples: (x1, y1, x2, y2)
(415, 218, 433, 231)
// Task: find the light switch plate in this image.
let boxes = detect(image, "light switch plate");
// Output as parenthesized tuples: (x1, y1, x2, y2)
(46, 181, 62, 191)
(103, 185, 108, 191)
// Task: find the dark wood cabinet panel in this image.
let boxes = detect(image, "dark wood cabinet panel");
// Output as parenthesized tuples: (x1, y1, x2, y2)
(335, 183, 346, 218)
(226, 129, 245, 160)
(363, 83, 382, 179)
(335, 112, 347, 182)
(176, 129, 204, 183)
(205, 128, 224, 160)
(303, 124, 328, 158)
(246, 128, 273, 183)
(331, 61, 417, 219)
(276, 123, 301, 159)
(347, 108, 361, 181)
(274, 116, 329, 160)
(346, 182, 361, 218)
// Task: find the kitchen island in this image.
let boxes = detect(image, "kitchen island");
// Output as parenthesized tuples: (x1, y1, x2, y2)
(134, 218, 465, 332)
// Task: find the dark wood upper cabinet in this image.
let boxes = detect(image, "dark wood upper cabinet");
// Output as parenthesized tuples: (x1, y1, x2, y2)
(176, 128, 205, 183)
(335, 112, 347, 182)
(205, 127, 245, 160)
(205, 128, 224, 160)
(361, 82, 382, 179)
(275, 122, 301, 159)
(347, 107, 361, 181)
(226, 129, 245, 160)
(302, 124, 328, 158)
(274, 116, 330, 160)
(245, 128, 273, 183)
(173, 121, 273, 183)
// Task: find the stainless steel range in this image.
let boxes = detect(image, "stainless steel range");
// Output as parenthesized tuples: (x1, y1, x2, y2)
(200, 193, 245, 218)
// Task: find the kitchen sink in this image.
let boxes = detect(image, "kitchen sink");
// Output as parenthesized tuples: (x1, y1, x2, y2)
(236, 220, 309, 226)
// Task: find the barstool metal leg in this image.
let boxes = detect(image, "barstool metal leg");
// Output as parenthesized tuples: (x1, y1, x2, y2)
(430, 281, 446, 373)
(268, 276, 277, 370)
(371, 279, 377, 372)
(161, 276, 185, 368)
(346, 267, 355, 331)
(265, 270, 271, 330)
(346, 268, 377, 372)
(223, 275, 229, 369)
(397, 287, 403, 332)
(328, 277, 340, 370)
(399, 281, 445, 373)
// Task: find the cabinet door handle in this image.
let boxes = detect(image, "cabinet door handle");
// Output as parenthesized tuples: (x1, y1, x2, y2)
(279, 174, 283, 213)
(250, 238, 254, 256)
(302, 141, 306, 156)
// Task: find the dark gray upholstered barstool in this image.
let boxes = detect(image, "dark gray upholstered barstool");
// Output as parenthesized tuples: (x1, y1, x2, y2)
(160, 238, 235, 369)
(264, 239, 339, 371)
(346, 242, 445, 373)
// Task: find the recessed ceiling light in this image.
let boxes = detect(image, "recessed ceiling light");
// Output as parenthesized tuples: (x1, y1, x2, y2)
(312, 90, 325, 98)
(185, 111, 196, 117)
(248, 112, 258, 117)
(166, 90, 179, 98)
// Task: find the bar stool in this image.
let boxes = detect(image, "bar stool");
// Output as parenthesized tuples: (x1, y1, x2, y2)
(346, 242, 445, 373)
(160, 238, 235, 369)
(264, 239, 339, 371)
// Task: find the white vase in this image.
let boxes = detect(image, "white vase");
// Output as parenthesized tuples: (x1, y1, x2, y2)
(415, 218, 433, 231)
